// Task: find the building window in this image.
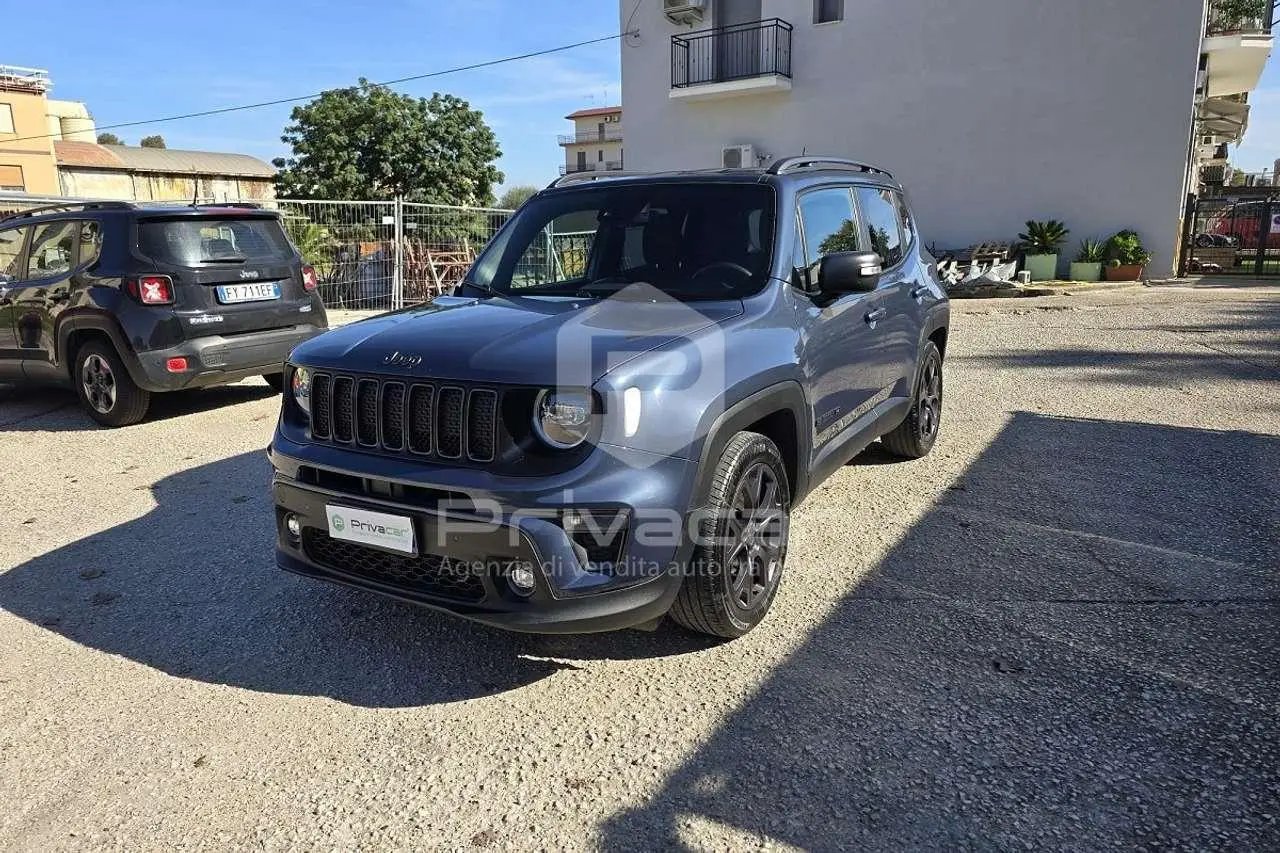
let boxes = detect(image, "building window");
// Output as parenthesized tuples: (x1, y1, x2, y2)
(0, 104, 14, 135)
(598, 150, 604, 162)
(0, 164, 23, 192)
(814, 0, 843, 24)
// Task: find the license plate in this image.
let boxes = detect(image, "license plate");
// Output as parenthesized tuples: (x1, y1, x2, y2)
(216, 282, 280, 304)
(325, 505, 416, 555)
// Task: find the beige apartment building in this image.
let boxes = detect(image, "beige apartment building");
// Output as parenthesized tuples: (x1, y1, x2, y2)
(0, 66, 66, 195)
(558, 106, 623, 175)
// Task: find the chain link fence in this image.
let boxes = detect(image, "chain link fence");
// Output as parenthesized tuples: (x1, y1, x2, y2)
(0, 193, 518, 314)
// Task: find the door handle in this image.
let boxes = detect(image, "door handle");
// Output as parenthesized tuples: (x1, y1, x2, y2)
(864, 307, 887, 328)
(909, 283, 930, 302)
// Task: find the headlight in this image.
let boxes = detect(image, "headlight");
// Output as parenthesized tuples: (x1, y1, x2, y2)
(291, 366, 312, 415)
(533, 389, 593, 449)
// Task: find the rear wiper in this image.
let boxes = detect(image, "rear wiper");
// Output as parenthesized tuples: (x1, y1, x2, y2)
(199, 256, 248, 264)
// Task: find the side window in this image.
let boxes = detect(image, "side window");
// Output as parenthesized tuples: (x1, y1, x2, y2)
(79, 220, 104, 267)
(855, 187, 905, 267)
(797, 187, 859, 272)
(0, 226, 27, 281)
(26, 221, 77, 279)
(893, 192, 915, 250)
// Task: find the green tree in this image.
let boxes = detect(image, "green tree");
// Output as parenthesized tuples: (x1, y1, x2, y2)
(139, 135, 166, 149)
(273, 80, 503, 205)
(96, 132, 123, 145)
(497, 184, 539, 210)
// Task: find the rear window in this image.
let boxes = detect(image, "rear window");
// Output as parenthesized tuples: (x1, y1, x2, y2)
(138, 217, 294, 266)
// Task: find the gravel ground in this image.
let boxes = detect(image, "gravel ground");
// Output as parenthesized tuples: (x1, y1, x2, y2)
(0, 284, 1277, 851)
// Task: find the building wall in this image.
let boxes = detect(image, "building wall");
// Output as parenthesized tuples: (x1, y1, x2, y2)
(564, 113, 624, 171)
(57, 169, 275, 202)
(0, 88, 59, 194)
(621, 0, 1207, 276)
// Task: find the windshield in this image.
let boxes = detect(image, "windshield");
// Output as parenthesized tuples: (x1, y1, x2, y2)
(137, 217, 294, 266)
(471, 183, 776, 299)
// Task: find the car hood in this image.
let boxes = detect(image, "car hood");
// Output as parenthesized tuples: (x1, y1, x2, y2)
(291, 292, 745, 385)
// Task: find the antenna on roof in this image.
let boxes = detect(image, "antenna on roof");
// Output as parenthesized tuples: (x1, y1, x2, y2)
(801, 146, 807, 156)
(191, 179, 199, 208)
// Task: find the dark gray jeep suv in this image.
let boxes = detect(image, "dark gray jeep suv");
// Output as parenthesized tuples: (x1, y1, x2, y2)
(271, 157, 949, 638)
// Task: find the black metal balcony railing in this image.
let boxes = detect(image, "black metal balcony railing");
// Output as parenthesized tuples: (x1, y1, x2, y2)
(1207, 0, 1276, 35)
(559, 161, 625, 176)
(671, 18, 793, 89)
(557, 130, 624, 145)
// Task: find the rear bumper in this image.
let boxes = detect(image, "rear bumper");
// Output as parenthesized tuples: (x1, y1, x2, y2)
(135, 324, 323, 391)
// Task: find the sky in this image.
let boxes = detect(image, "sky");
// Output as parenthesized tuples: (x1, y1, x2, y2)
(2, 0, 623, 192)
(4, 0, 1277, 188)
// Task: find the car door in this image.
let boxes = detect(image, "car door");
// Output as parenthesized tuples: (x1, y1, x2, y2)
(853, 185, 920, 397)
(11, 219, 80, 376)
(0, 223, 31, 378)
(793, 185, 886, 455)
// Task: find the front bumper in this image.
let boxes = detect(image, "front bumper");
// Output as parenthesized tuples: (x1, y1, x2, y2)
(135, 324, 323, 392)
(269, 439, 696, 633)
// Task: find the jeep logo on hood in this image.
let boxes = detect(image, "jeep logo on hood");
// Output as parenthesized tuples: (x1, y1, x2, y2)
(383, 351, 424, 368)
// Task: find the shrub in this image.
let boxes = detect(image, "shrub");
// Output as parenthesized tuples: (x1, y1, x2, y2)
(1104, 230, 1152, 267)
(1018, 219, 1070, 255)
(1075, 238, 1106, 263)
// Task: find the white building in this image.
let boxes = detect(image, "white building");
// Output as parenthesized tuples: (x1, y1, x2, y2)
(559, 106, 624, 176)
(621, 1, 1275, 276)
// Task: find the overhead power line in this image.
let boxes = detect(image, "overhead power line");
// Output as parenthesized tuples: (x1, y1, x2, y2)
(8, 32, 629, 145)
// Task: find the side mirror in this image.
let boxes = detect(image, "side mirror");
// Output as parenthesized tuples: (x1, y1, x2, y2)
(818, 251, 883, 294)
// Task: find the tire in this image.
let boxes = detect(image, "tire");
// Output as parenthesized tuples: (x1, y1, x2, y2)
(262, 372, 285, 393)
(670, 431, 791, 639)
(73, 339, 150, 427)
(882, 341, 943, 460)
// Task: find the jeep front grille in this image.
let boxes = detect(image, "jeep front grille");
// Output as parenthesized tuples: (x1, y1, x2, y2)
(308, 372, 502, 464)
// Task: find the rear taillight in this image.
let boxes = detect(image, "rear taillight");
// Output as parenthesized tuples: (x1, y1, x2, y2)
(126, 275, 174, 305)
(302, 265, 318, 291)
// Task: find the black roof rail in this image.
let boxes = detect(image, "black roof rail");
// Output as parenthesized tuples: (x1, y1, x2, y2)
(766, 157, 894, 180)
(547, 170, 648, 189)
(0, 200, 136, 223)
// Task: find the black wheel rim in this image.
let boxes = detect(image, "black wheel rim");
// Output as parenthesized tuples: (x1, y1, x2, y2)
(81, 354, 117, 414)
(918, 357, 942, 440)
(724, 462, 787, 611)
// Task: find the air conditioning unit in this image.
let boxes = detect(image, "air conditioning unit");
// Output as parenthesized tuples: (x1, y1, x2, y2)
(722, 144, 755, 169)
(664, 0, 706, 25)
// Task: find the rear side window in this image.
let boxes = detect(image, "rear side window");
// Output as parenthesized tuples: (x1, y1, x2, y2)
(27, 220, 77, 279)
(138, 217, 294, 266)
(855, 187, 905, 267)
(80, 220, 103, 267)
(893, 192, 915, 250)
(0, 226, 26, 281)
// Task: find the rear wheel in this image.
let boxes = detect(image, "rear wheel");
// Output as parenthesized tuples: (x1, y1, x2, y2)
(262, 372, 285, 393)
(670, 431, 790, 639)
(74, 340, 150, 427)
(881, 341, 942, 459)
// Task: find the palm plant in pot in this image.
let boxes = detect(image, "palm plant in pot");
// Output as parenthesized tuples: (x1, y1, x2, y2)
(1070, 238, 1106, 282)
(1104, 230, 1152, 281)
(1018, 219, 1069, 281)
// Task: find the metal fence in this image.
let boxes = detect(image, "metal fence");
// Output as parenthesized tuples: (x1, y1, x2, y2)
(0, 193, 516, 313)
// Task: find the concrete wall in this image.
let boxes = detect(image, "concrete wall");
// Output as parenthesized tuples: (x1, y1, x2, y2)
(621, 0, 1207, 276)
(0, 88, 59, 194)
(57, 169, 275, 202)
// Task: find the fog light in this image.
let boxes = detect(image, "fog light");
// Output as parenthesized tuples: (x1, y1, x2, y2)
(507, 563, 536, 596)
(285, 514, 301, 541)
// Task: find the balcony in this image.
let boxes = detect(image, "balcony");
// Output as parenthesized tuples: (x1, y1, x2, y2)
(1203, 0, 1275, 97)
(670, 18, 793, 102)
(558, 130, 624, 145)
(559, 161, 625, 176)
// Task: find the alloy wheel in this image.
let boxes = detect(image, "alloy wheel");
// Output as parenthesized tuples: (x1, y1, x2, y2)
(81, 354, 117, 415)
(917, 356, 942, 440)
(724, 462, 787, 610)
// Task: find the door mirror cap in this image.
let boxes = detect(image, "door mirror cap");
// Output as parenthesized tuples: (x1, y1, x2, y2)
(818, 251, 883, 294)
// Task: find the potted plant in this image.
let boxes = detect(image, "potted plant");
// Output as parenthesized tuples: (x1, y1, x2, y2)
(1069, 238, 1106, 282)
(1103, 230, 1152, 281)
(1018, 219, 1069, 281)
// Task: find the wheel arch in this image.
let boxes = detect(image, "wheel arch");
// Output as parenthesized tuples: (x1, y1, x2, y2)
(58, 314, 146, 385)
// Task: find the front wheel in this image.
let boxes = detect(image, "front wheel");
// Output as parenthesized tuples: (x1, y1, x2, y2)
(670, 431, 791, 639)
(74, 340, 150, 427)
(881, 341, 943, 459)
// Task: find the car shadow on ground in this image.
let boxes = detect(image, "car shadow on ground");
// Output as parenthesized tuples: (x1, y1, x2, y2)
(0, 448, 714, 707)
(0, 382, 280, 431)
(602, 412, 1280, 850)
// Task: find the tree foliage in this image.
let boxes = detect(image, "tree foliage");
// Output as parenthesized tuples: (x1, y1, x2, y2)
(497, 185, 539, 210)
(139, 135, 166, 149)
(273, 80, 503, 205)
(96, 132, 123, 145)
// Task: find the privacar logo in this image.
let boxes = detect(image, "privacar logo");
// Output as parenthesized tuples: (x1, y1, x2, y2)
(331, 514, 345, 532)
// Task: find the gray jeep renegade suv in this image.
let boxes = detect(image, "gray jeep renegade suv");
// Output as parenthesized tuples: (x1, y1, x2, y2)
(270, 157, 949, 638)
